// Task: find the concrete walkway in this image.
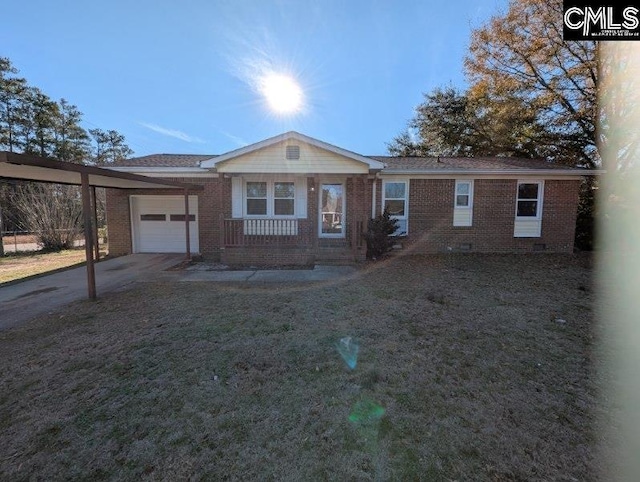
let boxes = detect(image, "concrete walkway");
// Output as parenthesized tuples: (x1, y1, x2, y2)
(0, 254, 184, 330)
(0, 256, 358, 330)
(180, 264, 357, 283)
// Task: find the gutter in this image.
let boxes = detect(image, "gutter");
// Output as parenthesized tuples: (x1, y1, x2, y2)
(379, 169, 605, 176)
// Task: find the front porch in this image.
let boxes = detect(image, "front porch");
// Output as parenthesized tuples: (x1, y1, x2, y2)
(219, 217, 366, 266)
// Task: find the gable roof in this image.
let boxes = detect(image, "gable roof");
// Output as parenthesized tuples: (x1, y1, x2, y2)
(110, 154, 216, 167)
(373, 156, 598, 176)
(200, 131, 385, 170)
(108, 134, 600, 177)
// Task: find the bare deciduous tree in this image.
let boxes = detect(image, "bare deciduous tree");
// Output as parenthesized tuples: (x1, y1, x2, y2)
(14, 183, 83, 251)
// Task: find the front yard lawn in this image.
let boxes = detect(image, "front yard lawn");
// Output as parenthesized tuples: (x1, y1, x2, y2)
(0, 253, 612, 480)
(0, 249, 88, 284)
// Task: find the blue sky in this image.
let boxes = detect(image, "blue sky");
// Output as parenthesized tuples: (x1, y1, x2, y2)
(2, 0, 508, 157)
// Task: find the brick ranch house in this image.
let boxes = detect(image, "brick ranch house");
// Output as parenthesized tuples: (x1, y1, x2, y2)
(105, 131, 596, 265)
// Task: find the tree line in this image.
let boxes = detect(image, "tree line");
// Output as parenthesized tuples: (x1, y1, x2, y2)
(1, 57, 132, 164)
(1, 56, 134, 253)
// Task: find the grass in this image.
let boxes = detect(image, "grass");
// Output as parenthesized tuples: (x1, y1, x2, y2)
(0, 253, 613, 480)
(0, 247, 106, 284)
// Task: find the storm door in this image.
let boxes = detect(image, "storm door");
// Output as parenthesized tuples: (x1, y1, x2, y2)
(319, 183, 345, 237)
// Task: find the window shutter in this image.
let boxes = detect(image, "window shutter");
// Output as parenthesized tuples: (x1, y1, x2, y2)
(232, 177, 243, 218)
(296, 177, 307, 218)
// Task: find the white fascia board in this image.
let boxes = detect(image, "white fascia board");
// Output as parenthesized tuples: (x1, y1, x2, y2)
(108, 167, 217, 178)
(380, 169, 603, 177)
(201, 131, 386, 170)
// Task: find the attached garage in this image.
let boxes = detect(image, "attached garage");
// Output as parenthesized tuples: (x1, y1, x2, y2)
(130, 195, 199, 253)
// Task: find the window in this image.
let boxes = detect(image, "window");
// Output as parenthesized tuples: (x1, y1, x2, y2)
(455, 181, 472, 207)
(274, 182, 295, 215)
(246, 182, 267, 215)
(140, 214, 166, 221)
(456, 181, 471, 208)
(453, 180, 474, 227)
(516, 182, 542, 218)
(382, 180, 408, 235)
(169, 214, 196, 222)
(245, 180, 295, 217)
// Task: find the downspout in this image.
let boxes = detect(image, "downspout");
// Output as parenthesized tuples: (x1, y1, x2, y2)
(184, 189, 191, 261)
(371, 172, 379, 219)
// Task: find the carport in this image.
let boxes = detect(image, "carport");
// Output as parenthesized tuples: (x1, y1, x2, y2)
(0, 151, 202, 300)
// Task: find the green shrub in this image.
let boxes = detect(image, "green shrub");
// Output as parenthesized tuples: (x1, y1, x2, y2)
(363, 209, 399, 260)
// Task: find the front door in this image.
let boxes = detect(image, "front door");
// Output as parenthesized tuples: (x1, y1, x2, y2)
(319, 182, 345, 238)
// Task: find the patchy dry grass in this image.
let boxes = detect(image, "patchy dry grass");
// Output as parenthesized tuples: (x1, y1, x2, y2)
(0, 254, 613, 480)
(0, 249, 89, 284)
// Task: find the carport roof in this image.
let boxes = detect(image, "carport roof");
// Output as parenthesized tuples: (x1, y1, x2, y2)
(0, 151, 203, 190)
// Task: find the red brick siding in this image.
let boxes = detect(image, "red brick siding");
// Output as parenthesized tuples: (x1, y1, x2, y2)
(403, 178, 579, 253)
(345, 176, 370, 243)
(222, 246, 315, 266)
(106, 174, 580, 262)
(105, 177, 225, 258)
(105, 188, 133, 256)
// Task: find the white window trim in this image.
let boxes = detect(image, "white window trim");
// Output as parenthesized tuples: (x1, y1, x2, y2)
(244, 179, 297, 218)
(382, 179, 409, 235)
(454, 180, 474, 209)
(453, 179, 474, 227)
(515, 180, 544, 220)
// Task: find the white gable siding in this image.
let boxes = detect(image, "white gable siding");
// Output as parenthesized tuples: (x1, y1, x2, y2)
(215, 141, 369, 174)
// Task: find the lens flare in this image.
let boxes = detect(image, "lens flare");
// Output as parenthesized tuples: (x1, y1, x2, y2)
(259, 73, 304, 114)
(336, 336, 359, 369)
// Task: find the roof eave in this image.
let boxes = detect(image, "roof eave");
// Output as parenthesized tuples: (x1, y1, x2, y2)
(109, 166, 210, 173)
(380, 169, 604, 176)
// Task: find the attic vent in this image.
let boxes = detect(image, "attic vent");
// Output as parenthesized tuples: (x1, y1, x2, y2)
(286, 145, 300, 160)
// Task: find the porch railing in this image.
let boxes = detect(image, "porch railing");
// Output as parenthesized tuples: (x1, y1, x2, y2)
(223, 218, 300, 246)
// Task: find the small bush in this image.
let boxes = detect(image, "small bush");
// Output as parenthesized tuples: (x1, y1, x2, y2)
(363, 209, 399, 260)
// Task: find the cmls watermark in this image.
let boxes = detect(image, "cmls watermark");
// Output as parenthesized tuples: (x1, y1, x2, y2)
(563, 1, 640, 40)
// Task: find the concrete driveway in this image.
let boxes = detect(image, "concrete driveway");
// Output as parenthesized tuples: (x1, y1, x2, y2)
(0, 254, 184, 331)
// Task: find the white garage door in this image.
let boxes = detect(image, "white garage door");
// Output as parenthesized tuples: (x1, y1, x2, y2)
(131, 195, 199, 253)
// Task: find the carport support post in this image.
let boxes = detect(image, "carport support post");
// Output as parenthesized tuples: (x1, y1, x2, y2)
(184, 189, 191, 260)
(91, 186, 100, 261)
(81, 173, 96, 300)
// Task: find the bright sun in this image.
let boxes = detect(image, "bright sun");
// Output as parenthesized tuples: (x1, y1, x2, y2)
(259, 73, 303, 114)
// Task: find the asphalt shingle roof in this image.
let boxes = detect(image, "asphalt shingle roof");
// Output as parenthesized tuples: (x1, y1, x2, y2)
(370, 156, 576, 171)
(113, 153, 586, 173)
(110, 154, 216, 167)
